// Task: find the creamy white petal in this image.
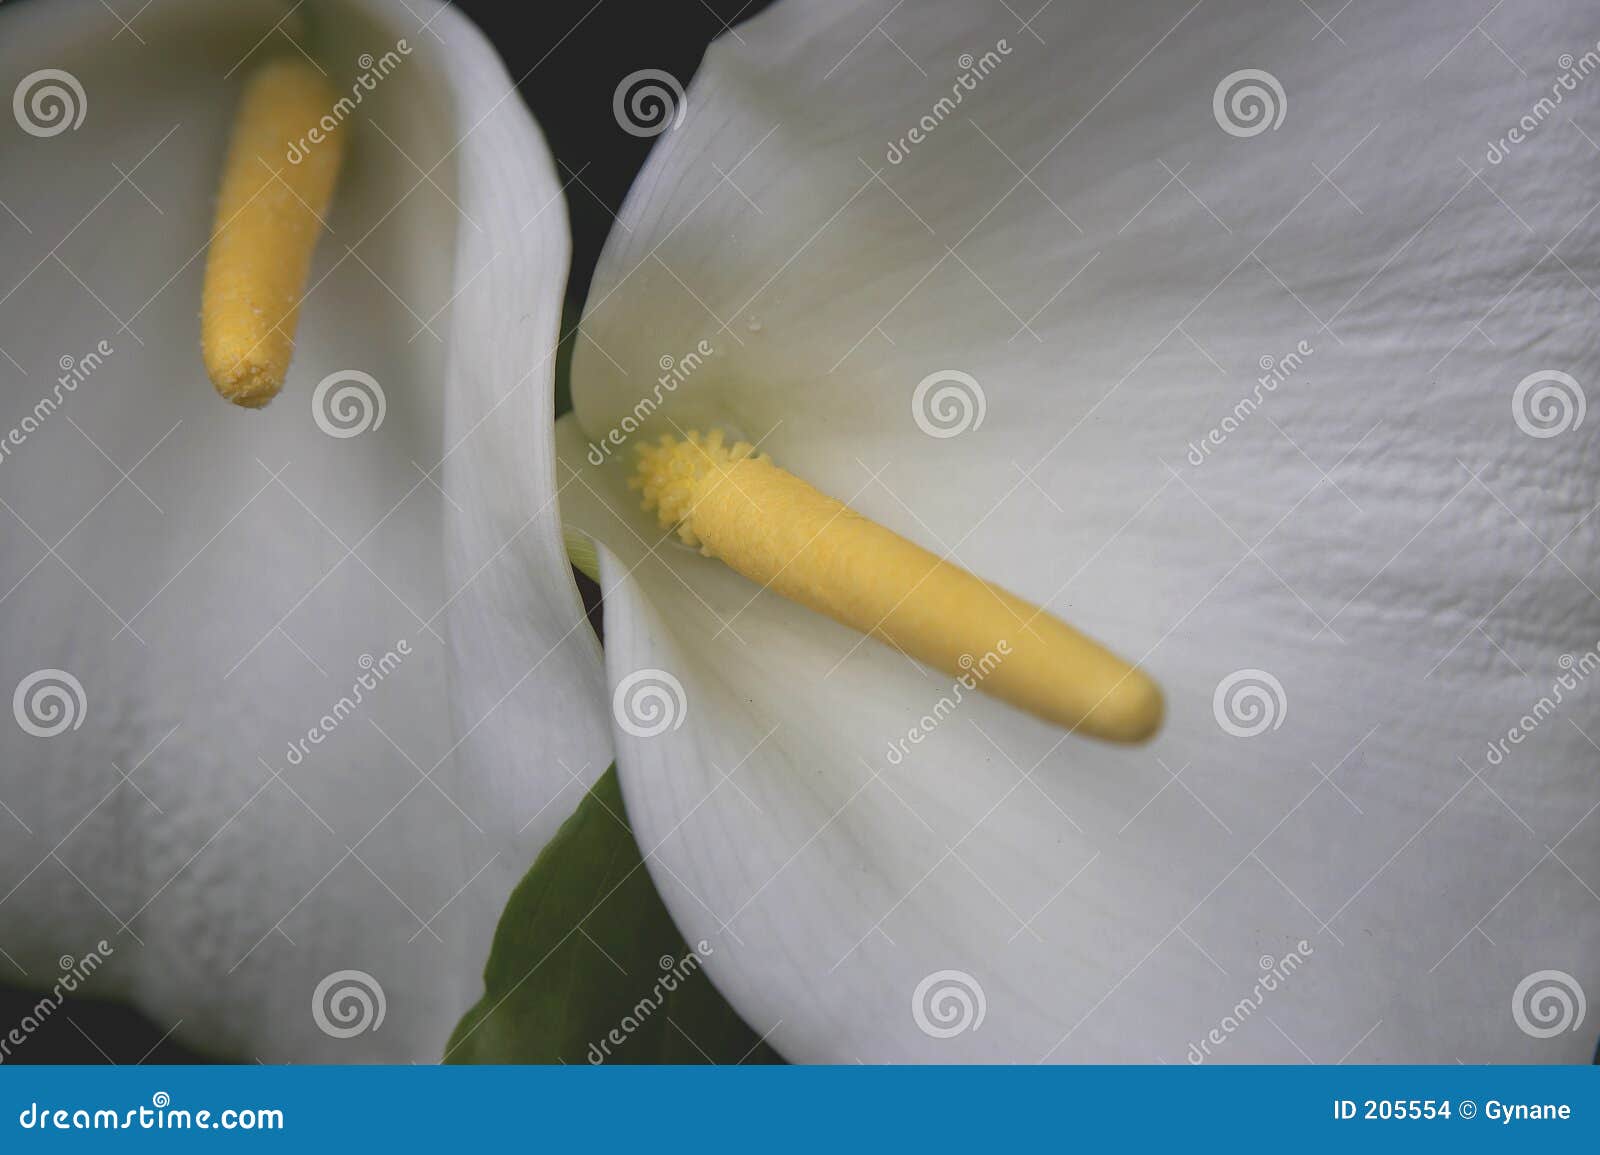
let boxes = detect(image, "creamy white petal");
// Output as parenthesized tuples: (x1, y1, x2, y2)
(0, 0, 609, 1060)
(566, 0, 1600, 1061)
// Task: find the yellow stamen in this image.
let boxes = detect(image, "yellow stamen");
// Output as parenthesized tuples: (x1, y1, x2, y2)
(201, 59, 344, 408)
(631, 431, 1163, 743)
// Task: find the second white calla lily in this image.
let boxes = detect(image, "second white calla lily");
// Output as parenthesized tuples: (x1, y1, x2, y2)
(558, 0, 1600, 1062)
(0, 0, 609, 1060)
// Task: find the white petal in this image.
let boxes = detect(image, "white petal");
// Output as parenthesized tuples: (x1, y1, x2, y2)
(568, 1, 1600, 1061)
(0, 0, 609, 1060)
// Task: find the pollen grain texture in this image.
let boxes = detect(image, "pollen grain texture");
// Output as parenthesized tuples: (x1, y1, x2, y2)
(201, 58, 344, 408)
(632, 430, 1163, 743)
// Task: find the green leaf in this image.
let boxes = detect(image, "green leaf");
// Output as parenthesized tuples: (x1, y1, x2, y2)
(552, 295, 580, 419)
(445, 765, 782, 1064)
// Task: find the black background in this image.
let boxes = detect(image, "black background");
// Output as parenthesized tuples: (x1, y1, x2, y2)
(0, 0, 770, 1065)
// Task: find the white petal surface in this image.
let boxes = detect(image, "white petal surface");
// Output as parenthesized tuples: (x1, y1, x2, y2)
(566, 1, 1600, 1061)
(0, 0, 609, 1060)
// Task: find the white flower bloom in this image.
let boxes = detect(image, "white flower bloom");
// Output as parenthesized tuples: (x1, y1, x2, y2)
(559, 0, 1600, 1061)
(0, 0, 610, 1060)
(4, 0, 1597, 1067)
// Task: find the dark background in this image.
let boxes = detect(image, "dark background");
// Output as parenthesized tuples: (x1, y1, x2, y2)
(0, 0, 770, 1065)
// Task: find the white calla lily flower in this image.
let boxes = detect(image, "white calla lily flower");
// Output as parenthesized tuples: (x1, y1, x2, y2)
(3, 0, 1597, 1068)
(559, 0, 1600, 1062)
(0, 0, 610, 1060)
